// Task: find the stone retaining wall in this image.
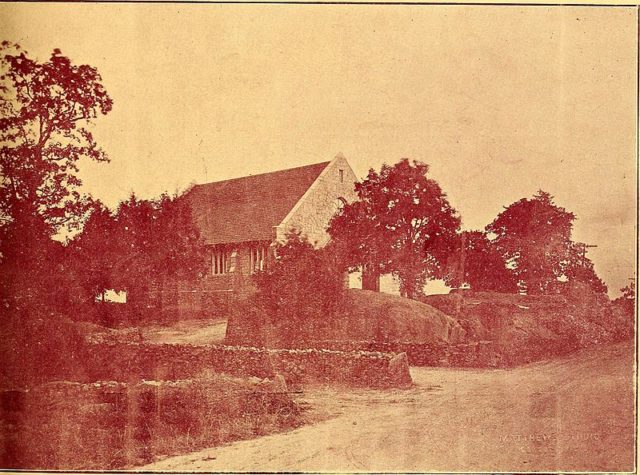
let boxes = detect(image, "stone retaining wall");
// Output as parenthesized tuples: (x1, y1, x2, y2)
(302, 340, 502, 367)
(302, 338, 590, 368)
(86, 342, 412, 388)
(87, 342, 275, 381)
(270, 347, 412, 388)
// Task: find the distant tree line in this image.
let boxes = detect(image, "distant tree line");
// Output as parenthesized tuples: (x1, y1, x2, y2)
(327, 159, 608, 299)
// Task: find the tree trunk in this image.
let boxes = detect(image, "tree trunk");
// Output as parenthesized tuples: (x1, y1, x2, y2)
(398, 270, 421, 300)
(362, 264, 380, 292)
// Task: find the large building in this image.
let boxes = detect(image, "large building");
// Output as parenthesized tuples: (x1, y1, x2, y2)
(182, 154, 357, 298)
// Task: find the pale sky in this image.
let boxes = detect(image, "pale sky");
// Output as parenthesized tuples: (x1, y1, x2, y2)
(1, 3, 637, 296)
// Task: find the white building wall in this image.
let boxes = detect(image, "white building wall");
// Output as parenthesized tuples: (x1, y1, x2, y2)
(276, 155, 358, 247)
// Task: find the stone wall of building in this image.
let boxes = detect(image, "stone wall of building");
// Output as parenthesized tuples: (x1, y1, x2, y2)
(277, 155, 358, 247)
(230, 242, 272, 291)
(198, 242, 271, 295)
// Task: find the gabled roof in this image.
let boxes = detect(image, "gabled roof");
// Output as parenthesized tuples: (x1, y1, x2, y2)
(185, 161, 330, 245)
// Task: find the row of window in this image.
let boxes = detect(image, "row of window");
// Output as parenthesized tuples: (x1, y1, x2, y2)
(250, 245, 267, 273)
(211, 250, 229, 275)
(211, 244, 269, 275)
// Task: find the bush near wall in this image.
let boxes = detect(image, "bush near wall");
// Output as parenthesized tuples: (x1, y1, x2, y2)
(0, 313, 92, 388)
(0, 376, 298, 470)
(85, 342, 412, 389)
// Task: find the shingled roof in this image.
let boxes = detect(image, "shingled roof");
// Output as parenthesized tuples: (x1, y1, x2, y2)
(185, 161, 330, 245)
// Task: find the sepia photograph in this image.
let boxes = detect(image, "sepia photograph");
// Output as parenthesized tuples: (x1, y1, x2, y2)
(0, 1, 637, 472)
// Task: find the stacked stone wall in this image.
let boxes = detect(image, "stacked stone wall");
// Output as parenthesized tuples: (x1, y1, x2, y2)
(293, 340, 499, 367)
(85, 342, 412, 389)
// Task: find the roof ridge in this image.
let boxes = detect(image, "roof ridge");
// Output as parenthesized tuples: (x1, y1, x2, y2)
(194, 160, 331, 187)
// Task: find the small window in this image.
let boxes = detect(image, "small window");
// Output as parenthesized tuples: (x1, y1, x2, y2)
(331, 197, 347, 218)
(339, 169, 344, 183)
(250, 244, 268, 274)
(212, 248, 229, 275)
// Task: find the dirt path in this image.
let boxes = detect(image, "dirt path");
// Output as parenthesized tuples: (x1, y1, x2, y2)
(141, 341, 635, 472)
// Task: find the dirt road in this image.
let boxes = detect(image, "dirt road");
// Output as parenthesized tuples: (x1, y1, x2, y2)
(141, 341, 635, 472)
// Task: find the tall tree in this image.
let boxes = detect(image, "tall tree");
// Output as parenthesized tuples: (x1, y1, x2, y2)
(0, 42, 113, 232)
(67, 192, 207, 322)
(329, 159, 460, 299)
(111, 193, 207, 317)
(0, 42, 112, 307)
(487, 190, 606, 294)
(67, 200, 119, 307)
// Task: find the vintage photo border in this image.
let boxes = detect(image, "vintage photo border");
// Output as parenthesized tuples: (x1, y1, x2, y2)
(0, 0, 637, 473)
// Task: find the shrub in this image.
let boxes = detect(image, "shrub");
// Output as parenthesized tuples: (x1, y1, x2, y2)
(0, 310, 91, 388)
(252, 232, 346, 347)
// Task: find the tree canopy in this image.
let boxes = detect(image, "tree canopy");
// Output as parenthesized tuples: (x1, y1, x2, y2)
(329, 159, 460, 299)
(0, 42, 112, 308)
(487, 190, 606, 294)
(68, 192, 207, 320)
(0, 42, 113, 233)
(445, 230, 519, 293)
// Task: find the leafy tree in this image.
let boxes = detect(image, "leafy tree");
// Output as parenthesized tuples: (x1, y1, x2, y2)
(0, 41, 112, 232)
(0, 42, 112, 309)
(620, 280, 636, 301)
(66, 200, 119, 309)
(329, 159, 460, 299)
(119, 193, 207, 300)
(612, 280, 635, 316)
(563, 242, 608, 294)
(445, 230, 519, 293)
(0, 209, 67, 309)
(68, 192, 207, 321)
(328, 197, 386, 291)
(487, 190, 606, 294)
